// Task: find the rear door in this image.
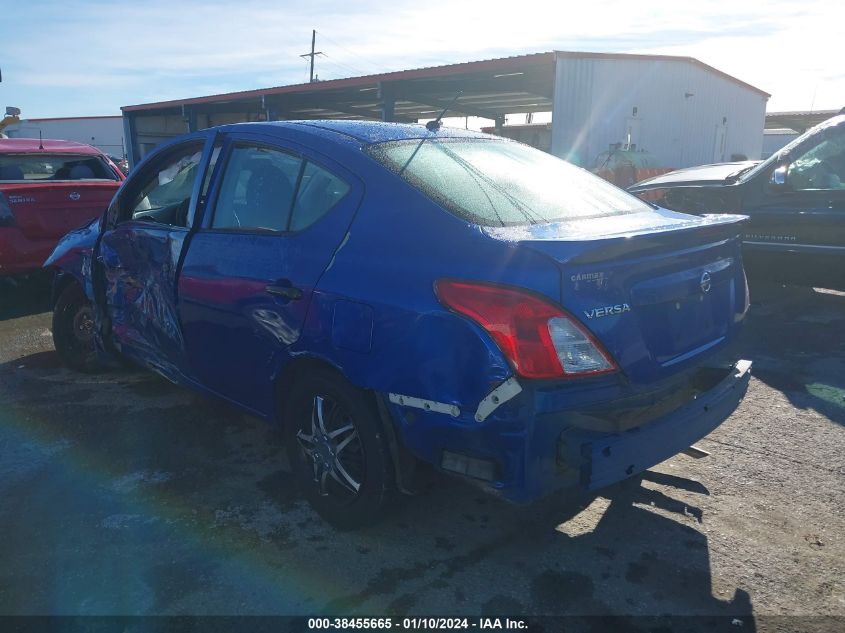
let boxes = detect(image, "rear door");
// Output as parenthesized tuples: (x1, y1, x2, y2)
(94, 133, 219, 380)
(178, 131, 363, 414)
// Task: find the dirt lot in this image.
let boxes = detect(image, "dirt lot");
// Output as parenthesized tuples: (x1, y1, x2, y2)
(0, 276, 842, 628)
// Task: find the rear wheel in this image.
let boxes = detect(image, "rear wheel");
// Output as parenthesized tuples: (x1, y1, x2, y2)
(52, 283, 100, 372)
(284, 368, 395, 529)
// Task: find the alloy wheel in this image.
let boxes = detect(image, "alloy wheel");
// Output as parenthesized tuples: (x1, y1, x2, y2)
(295, 395, 365, 503)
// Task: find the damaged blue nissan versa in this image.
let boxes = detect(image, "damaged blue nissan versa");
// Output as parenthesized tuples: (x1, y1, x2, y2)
(45, 120, 752, 528)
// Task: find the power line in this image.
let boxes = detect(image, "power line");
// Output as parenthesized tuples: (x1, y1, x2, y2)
(319, 53, 368, 77)
(297, 30, 384, 83)
(315, 30, 382, 74)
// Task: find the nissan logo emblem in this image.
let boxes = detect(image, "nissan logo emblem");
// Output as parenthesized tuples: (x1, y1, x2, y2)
(700, 271, 712, 293)
(69, 192, 81, 201)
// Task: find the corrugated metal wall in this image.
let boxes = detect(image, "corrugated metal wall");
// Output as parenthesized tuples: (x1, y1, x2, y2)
(6, 118, 125, 158)
(551, 56, 767, 169)
(128, 111, 268, 163)
(762, 131, 799, 158)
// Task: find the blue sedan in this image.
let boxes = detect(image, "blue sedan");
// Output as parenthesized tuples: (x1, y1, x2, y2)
(46, 121, 751, 528)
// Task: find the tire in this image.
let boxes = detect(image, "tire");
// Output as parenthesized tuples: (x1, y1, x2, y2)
(284, 368, 395, 529)
(52, 283, 100, 372)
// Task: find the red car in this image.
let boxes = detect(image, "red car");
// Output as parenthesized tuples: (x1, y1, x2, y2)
(0, 138, 124, 276)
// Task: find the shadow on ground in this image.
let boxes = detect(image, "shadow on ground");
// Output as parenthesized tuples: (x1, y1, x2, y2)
(739, 283, 845, 427)
(0, 273, 53, 321)
(0, 348, 756, 624)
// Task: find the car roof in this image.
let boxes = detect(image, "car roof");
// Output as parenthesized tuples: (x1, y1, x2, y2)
(0, 138, 105, 155)
(223, 120, 495, 145)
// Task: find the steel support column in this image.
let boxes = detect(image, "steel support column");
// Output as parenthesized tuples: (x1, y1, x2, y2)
(379, 82, 396, 122)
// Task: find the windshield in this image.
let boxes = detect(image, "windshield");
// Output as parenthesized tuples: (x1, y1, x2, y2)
(366, 138, 654, 227)
(738, 115, 845, 183)
(0, 153, 118, 182)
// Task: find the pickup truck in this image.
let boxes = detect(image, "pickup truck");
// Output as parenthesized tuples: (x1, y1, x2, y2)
(630, 113, 845, 289)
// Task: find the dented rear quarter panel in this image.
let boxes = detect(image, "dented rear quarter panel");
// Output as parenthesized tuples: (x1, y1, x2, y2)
(297, 149, 562, 405)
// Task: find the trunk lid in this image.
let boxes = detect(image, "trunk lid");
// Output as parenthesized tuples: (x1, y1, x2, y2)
(0, 182, 118, 240)
(484, 209, 748, 384)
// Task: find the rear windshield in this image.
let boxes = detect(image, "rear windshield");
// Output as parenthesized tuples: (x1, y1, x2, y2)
(0, 154, 118, 182)
(366, 138, 653, 226)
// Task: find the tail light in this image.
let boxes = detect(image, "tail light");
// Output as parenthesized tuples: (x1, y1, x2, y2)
(435, 279, 618, 380)
(0, 193, 15, 227)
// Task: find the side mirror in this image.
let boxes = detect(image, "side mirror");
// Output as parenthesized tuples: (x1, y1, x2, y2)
(770, 164, 788, 189)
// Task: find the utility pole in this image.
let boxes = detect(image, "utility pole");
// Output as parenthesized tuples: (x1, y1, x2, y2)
(300, 30, 322, 83)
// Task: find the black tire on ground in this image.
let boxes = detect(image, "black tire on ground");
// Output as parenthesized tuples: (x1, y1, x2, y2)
(284, 367, 395, 529)
(52, 283, 100, 372)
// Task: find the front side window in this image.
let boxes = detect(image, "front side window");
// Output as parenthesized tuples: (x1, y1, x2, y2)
(129, 143, 204, 226)
(366, 139, 653, 227)
(0, 154, 118, 182)
(787, 128, 845, 191)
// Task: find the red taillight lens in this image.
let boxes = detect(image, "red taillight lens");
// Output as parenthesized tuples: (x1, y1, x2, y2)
(435, 279, 618, 379)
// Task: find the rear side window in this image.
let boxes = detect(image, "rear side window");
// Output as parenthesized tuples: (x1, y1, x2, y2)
(290, 162, 350, 231)
(211, 144, 349, 232)
(366, 139, 653, 226)
(0, 154, 118, 181)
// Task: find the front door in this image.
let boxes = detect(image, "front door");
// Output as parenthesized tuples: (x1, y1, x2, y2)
(94, 134, 218, 380)
(178, 132, 363, 414)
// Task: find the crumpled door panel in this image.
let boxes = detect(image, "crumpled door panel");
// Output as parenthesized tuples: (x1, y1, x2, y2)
(98, 224, 189, 381)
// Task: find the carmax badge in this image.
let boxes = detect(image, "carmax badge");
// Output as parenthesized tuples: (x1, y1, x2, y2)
(584, 303, 631, 319)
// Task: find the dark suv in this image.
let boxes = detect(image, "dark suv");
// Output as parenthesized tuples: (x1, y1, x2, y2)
(630, 113, 845, 289)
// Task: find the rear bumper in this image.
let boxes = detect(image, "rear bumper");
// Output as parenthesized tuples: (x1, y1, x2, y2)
(387, 354, 751, 502)
(560, 360, 751, 492)
(396, 358, 752, 503)
(0, 228, 55, 276)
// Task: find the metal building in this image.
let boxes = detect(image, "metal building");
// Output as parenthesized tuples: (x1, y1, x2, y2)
(3, 115, 125, 159)
(121, 50, 769, 170)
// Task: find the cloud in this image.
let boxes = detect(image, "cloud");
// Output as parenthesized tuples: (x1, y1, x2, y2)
(1, 0, 841, 117)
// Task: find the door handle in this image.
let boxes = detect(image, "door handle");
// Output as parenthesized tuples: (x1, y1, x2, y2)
(265, 283, 303, 301)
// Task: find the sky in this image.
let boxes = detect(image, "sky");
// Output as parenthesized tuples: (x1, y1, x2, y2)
(0, 0, 842, 120)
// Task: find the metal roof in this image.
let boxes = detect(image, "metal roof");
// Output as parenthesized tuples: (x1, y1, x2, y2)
(24, 115, 122, 123)
(122, 50, 768, 122)
(765, 109, 841, 133)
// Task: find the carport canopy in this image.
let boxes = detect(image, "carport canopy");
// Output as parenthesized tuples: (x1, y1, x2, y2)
(765, 109, 840, 134)
(122, 53, 561, 165)
(121, 50, 769, 166)
(122, 52, 556, 133)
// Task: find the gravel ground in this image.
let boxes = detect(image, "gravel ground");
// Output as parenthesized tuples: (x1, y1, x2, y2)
(0, 276, 842, 629)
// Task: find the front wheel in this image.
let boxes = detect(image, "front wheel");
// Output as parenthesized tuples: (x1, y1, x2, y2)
(284, 368, 395, 529)
(52, 283, 100, 372)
